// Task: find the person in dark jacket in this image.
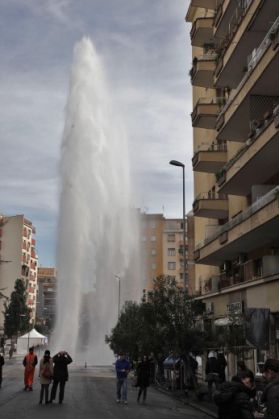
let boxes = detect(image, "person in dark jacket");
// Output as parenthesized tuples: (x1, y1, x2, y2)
(261, 358, 279, 418)
(217, 352, 227, 383)
(50, 351, 72, 404)
(206, 351, 220, 399)
(115, 353, 131, 404)
(214, 370, 255, 419)
(136, 355, 150, 403)
(0, 352, 4, 388)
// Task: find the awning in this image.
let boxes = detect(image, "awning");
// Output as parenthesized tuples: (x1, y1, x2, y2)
(214, 317, 232, 327)
(163, 356, 181, 369)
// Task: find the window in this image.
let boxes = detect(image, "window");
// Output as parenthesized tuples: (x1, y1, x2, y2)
(168, 248, 176, 256)
(141, 236, 147, 242)
(150, 235, 156, 242)
(167, 233, 175, 242)
(168, 262, 176, 270)
(151, 249, 156, 256)
(151, 263, 157, 270)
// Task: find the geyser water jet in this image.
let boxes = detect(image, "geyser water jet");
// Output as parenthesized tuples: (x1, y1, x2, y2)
(52, 37, 141, 364)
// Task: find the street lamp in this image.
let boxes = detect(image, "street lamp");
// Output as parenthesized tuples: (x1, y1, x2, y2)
(169, 160, 187, 290)
(114, 275, 121, 318)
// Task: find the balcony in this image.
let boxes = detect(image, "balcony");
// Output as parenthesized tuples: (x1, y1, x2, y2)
(219, 112, 279, 195)
(192, 97, 225, 129)
(216, 17, 279, 141)
(190, 54, 217, 88)
(195, 186, 279, 265)
(192, 142, 227, 173)
(190, 17, 214, 47)
(190, 0, 222, 9)
(214, 0, 279, 88)
(193, 192, 228, 219)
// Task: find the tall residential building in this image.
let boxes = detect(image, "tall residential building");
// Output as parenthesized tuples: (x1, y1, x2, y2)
(0, 214, 38, 335)
(140, 212, 187, 291)
(186, 0, 279, 365)
(36, 267, 56, 332)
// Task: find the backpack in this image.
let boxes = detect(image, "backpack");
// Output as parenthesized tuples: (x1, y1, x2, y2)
(42, 364, 52, 379)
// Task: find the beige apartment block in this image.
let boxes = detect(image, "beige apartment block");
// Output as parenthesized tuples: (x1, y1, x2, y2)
(162, 218, 187, 288)
(140, 212, 187, 291)
(187, 0, 279, 366)
(0, 214, 38, 335)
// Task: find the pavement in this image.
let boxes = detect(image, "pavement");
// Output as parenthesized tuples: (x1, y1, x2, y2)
(0, 359, 214, 419)
(155, 384, 218, 419)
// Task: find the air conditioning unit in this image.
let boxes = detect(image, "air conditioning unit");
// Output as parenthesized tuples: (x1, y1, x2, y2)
(205, 302, 214, 314)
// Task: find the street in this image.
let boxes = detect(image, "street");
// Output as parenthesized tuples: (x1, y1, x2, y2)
(0, 359, 210, 419)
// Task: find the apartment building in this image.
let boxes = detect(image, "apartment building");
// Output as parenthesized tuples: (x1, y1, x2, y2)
(162, 218, 187, 287)
(186, 0, 279, 366)
(0, 214, 38, 335)
(140, 212, 187, 291)
(36, 267, 56, 332)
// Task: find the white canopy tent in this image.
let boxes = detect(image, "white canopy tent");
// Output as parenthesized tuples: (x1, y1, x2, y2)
(17, 328, 48, 354)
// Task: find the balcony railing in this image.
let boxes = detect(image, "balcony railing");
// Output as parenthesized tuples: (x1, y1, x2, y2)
(215, 0, 253, 50)
(216, 16, 279, 130)
(190, 17, 214, 47)
(196, 185, 279, 250)
(190, 54, 217, 87)
(192, 97, 226, 129)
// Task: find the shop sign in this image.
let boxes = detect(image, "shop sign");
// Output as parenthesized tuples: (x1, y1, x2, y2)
(227, 301, 243, 315)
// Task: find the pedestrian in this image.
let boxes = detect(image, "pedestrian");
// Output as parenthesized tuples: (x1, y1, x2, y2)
(206, 351, 220, 400)
(217, 352, 227, 383)
(189, 352, 198, 389)
(214, 370, 255, 419)
(23, 346, 38, 391)
(261, 358, 279, 418)
(39, 350, 53, 405)
(115, 352, 131, 404)
(136, 355, 150, 403)
(50, 351, 72, 404)
(0, 352, 4, 389)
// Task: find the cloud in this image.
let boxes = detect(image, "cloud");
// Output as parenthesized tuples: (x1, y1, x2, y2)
(0, 0, 193, 264)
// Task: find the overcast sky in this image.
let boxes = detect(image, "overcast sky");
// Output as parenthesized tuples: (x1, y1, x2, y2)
(0, 0, 193, 266)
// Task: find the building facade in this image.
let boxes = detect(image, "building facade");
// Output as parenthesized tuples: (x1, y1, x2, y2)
(140, 212, 187, 291)
(0, 214, 38, 335)
(36, 267, 56, 333)
(186, 0, 279, 369)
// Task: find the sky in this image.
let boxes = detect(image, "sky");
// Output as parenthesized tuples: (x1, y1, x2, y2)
(0, 0, 193, 266)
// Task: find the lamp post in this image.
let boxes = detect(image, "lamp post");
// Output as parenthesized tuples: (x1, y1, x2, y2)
(169, 160, 187, 290)
(114, 275, 121, 318)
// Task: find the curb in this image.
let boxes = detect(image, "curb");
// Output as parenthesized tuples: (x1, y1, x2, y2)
(154, 385, 218, 418)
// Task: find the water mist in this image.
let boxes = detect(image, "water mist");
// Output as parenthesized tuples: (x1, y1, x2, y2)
(52, 38, 142, 364)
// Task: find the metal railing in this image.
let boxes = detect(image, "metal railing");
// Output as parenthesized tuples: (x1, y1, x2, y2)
(195, 185, 279, 250)
(217, 16, 279, 123)
(194, 191, 227, 201)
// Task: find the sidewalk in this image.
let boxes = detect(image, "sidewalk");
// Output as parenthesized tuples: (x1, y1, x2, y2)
(154, 384, 218, 418)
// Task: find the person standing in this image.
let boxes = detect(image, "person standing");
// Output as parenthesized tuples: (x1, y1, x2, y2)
(136, 355, 150, 403)
(261, 358, 279, 418)
(23, 347, 38, 391)
(206, 351, 220, 400)
(39, 350, 53, 405)
(0, 352, 4, 388)
(214, 370, 255, 419)
(217, 352, 227, 383)
(50, 351, 72, 404)
(115, 352, 131, 404)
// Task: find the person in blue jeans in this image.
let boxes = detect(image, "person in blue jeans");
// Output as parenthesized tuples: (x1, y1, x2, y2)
(115, 353, 131, 404)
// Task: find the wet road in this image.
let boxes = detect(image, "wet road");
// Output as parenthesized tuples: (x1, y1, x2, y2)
(0, 359, 210, 419)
